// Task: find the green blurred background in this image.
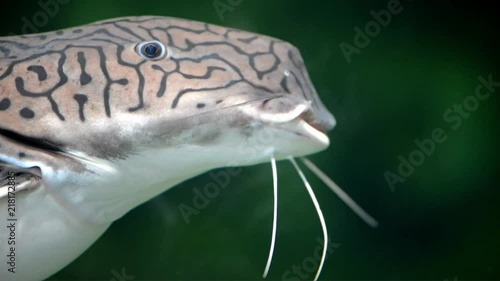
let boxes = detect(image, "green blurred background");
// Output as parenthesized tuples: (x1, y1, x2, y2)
(1, 0, 498, 280)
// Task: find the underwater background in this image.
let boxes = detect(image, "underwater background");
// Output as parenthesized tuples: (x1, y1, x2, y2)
(1, 0, 498, 280)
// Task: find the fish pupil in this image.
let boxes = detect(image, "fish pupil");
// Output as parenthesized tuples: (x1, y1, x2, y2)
(136, 41, 166, 60)
(143, 44, 159, 58)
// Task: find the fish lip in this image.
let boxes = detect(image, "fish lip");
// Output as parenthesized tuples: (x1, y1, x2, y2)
(255, 98, 336, 133)
(267, 104, 333, 147)
(284, 104, 336, 148)
(298, 108, 336, 134)
(240, 96, 335, 145)
(293, 118, 331, 147)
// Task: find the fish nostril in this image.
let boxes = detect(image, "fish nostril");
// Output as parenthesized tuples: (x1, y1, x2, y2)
(280, 74, 290, 94)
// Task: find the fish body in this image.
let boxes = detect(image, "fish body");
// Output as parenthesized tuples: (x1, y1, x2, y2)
(0, 16, 335, 281)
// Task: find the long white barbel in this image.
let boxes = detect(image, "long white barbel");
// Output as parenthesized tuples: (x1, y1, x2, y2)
(301, 158, 379, 228)
(262, 156, 278, 278)
(289, 157, 328, 281)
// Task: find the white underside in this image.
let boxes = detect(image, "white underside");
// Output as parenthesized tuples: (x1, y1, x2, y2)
(0, 119, 330, 281)
(0, 184, 109, 281)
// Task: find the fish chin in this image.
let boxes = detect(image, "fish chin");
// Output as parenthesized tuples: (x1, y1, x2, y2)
(259, 118, 331, 161)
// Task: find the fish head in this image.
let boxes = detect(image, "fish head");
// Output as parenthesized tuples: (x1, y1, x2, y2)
(96, 16, 338, 166)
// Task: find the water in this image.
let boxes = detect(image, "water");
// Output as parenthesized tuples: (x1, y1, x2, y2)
(1, 1, 498, 280)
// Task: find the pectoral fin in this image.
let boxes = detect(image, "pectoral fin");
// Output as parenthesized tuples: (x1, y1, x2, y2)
(0, 131, 111, 281)
(0, 129, 81, 199)
(0, 160, 41, 198)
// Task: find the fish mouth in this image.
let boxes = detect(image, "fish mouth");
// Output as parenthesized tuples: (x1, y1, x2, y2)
(247, 96, 336, 149)
(298, 108, 336, 134)
(288, 106, 335, 147)
(292, 117, 331, 147)
(238, 94, 336, 154)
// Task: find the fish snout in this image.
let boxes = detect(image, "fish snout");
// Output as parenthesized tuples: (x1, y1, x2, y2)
(254, 95, 336, 134)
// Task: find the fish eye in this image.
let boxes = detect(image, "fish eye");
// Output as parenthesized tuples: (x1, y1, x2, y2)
(136, 41, 167, 60)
